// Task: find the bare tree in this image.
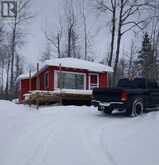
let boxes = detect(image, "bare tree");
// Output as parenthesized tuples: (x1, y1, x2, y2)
(81, 0, 88, 60)
(15, 53, 23, 80)
(64, 0, 81, 58)
(0, 51, 5, 93)
(40, 42, 53, 62)
(150, 0, 159, 66)
(9, 0, 33, 94)
(112, 0, 154, 84)
(45, 26, 63, 58)
(3, 32, 13, 95)
(118, 57, 128, 79)
(66, 1, 76, 57)
(45, 0, 83, 59)
(0, 24, 6, 94)
(128, 40, 136, 77)
(95, 0, 117, 67)
(5, 50, 11, 95)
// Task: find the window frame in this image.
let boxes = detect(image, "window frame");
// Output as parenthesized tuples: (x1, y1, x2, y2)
(89, 73, 99, 90)
(54, 70, 86, 90)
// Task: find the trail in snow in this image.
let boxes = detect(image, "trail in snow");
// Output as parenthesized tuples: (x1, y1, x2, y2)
(0, 100, 159, 165)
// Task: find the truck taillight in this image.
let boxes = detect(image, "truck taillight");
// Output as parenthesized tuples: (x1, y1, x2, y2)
(121, 92, 128, 101)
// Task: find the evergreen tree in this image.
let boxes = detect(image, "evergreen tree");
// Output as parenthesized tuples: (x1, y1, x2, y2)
(137, 33, 156, 80)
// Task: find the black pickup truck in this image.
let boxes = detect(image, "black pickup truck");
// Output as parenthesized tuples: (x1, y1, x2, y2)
(92, 78, 159, 117)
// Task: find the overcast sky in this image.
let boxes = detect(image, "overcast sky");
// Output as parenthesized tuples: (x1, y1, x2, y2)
(23, 0, 60, 65)
(20, 0, 141, 69)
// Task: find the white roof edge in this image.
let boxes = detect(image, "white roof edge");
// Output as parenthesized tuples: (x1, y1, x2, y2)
(17, 58, 113, 81)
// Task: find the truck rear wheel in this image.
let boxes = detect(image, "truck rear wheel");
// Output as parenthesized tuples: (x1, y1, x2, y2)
(127, 98, 144, 117)
(103, 108, 112, 115)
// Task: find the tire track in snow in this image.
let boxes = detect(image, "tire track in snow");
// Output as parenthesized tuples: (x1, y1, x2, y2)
(99, 126, 118, 165)
(78, 116, 118, 165)
(25, 122, 56, 165)
(99, 113, 159, 165)
(2, 116, 56, 165)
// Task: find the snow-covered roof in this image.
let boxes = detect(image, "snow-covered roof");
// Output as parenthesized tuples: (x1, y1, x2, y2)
(17, 71, 36, 81)
(17, 58, 113, 81)
(44, 58, 113, 73)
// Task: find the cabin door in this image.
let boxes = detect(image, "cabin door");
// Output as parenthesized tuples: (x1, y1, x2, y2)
(89, 74, 99, 90)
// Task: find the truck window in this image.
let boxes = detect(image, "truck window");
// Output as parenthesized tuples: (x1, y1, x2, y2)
(117, 78, 146, 89)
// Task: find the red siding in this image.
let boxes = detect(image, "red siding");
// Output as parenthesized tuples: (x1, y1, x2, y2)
(39, 71, 45, 90)
(99, 72, 108, 88)
(19, 78, 37, 103)
(19, 79, 29, 103)
(48, 67, 54, 91)
(31, 78, 36, 90)
(86, 72, 89, 90)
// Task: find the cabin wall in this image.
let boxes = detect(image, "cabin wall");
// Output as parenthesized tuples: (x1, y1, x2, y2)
(99, 72, 108, 88)
(19, 79, 29, 103)
(31, 78, 36, 90)
(19, 66, 109, 102)
(34, 68, 53, 91)
(19, 78, 37, 103)
(39, 70, 45, 90)
(48, 67, 54, 91)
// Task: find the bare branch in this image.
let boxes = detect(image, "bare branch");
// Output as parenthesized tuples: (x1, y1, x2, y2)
(96, 0, 113, 13)
(121, 20, 144, 35)
(45, 31, 58, 49)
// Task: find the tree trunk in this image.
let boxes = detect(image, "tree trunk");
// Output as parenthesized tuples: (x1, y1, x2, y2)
(1, 60, 4, 94)
(113, 0, 123, 85)
(57, 34, 61, 58)
(68, 28, 71, 57)
(5, 56, 11, 95)
(83, 14, 87, 60)
(108, 1, 116, 66)
(84, 21, 87, 60)
(10, 19, 17, 93)
(128, 41, 134, 77)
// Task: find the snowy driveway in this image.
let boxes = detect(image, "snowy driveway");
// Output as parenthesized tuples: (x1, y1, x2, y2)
(0, 100, 159, 165)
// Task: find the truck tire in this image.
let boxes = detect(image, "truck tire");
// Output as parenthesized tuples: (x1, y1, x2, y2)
(103, 108, 112, 115)
(127, 98, 144, 117)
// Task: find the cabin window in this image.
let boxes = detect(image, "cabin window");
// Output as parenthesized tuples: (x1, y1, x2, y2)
(90, 74, 99, 89)
(44, 72, 49, 89)
(56, 72, 85, 90)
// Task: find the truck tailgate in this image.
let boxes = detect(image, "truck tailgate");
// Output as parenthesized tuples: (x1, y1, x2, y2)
(93, 88, 124, 102)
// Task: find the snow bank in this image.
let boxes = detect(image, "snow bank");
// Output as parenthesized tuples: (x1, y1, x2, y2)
(0, 100, 159, 165)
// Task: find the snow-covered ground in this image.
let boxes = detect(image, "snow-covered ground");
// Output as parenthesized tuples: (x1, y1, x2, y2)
(0, 100, 159, 165)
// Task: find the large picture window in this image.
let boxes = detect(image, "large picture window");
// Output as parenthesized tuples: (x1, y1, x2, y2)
(56, 72, 85, 90)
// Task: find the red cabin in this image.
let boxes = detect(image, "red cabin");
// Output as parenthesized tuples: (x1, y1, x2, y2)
(17, 58, 113, 103)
